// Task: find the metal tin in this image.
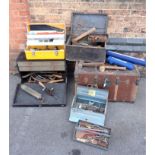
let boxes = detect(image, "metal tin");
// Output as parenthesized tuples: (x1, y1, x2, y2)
(69, 85, 109, 126)
(73, 120, 111, 150)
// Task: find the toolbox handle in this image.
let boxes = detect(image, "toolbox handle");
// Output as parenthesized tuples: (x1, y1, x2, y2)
(87, 84, 98, 89)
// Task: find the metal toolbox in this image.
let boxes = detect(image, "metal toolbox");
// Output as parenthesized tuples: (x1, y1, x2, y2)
(69, 85, 109, 126)
(13, 52, 67, 107)
(74, 61, 140, 103)
(25, 23, 66, 60)
(66, 12, 108, 62)
(74, 121, 111, 150)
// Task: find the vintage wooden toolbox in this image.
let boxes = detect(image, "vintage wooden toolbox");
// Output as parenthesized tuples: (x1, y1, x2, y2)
(17, 52, 66, 72)
(25, 23, 65, 60)
(74, 121, 111, 150)
(74, 61, 140, 103)
(66, 13, 108, 62)
(69, 85, 109, 126)
(13, 52, 67, 107)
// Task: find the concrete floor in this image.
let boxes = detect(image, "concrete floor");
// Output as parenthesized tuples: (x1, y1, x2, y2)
(9, 75, 146, 155)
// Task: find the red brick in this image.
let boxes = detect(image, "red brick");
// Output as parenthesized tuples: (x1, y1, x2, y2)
(19, 10, 29, 16)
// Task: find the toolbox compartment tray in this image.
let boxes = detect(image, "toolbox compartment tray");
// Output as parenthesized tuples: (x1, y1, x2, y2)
(13, 82, 66, 107)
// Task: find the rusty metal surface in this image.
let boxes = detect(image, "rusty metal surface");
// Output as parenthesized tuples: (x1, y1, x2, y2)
(88, 34, 108, 43)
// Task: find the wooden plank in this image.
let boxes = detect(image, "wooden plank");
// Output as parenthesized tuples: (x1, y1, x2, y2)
(17, 61, 65, 67)
(105, 45, 146, 53)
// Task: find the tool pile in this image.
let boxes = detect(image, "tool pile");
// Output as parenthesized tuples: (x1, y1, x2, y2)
(13, 12, 146, 151)
(66, 12, 146, 150)
(21, 72, 64, 83)
(14, 23, 66, 107)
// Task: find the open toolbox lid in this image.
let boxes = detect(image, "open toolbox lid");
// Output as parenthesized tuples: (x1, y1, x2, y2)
(71, 12, 108, 36)
(13, 82, 66, 107)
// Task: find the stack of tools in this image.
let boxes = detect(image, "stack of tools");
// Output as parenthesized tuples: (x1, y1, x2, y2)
(67, 12, 145, 150)
(66, 12, 112, 150)
(14, 23, 67, 107)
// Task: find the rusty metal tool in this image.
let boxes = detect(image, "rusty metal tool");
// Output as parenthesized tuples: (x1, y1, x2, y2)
(38, 81, 54, 96)
(21, 84, 43, 100)
(88, 34, 108, 43)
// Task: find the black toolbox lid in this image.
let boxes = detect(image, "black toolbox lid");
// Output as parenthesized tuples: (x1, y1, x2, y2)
(71, 12, 108, 36)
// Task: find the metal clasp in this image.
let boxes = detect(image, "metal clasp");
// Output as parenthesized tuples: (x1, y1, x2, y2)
(103, 77, 111, 88)
(54, 50, 58, 56)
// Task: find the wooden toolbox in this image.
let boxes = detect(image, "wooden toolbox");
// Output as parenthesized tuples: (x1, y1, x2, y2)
(25, 23, 66, 60)
(17, 52, 66, 72)
(13, 52, 67, 107)
(66, 12, 108, 62)
(69, 85, 109, 126)
(74, 61, 140, 103)
(74, 121, 111, 150)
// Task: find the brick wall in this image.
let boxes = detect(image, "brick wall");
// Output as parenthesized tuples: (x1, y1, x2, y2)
(9, 0, 146, 72)
(29, 0, 146, 37)
(9, 0, 30, 73)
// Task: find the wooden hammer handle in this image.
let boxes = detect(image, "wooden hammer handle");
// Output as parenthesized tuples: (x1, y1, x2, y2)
(72, 27, 96, 43)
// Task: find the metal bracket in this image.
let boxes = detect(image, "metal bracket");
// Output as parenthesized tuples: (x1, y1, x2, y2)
(103, 77, 111, 88)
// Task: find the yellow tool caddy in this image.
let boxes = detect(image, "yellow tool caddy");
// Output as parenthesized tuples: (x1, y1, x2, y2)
(25, 23, 66, 60)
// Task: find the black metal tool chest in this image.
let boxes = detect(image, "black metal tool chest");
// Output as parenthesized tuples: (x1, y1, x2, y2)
(13, 52, 67, 107)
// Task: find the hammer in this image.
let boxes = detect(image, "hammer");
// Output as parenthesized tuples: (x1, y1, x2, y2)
(38, 81, 54, 96)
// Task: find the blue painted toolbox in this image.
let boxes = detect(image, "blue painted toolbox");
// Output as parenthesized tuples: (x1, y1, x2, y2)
(69, 85, 109, 126)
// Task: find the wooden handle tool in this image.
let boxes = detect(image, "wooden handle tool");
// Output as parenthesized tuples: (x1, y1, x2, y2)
(72, 27, 96, 43)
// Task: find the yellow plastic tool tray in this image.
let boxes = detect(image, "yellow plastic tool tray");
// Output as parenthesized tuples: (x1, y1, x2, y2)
(25, 45, 65, 60)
